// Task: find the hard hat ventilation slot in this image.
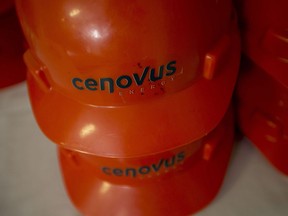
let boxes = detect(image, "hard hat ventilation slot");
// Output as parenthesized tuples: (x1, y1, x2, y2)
(24, 50, 51, 92)
(203, 35, 231, 80)
(36, 68, 51, 90)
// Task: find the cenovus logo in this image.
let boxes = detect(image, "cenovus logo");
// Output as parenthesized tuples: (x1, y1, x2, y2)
(101, 151, 185, 178)
(72, 60, 177, 93)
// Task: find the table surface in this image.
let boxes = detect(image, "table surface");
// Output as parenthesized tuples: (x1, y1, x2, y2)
(1, 82, 288, 216)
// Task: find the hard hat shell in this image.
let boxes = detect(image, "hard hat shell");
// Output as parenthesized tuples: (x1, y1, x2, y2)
(0, 8, 26, 89)
(59, 107, 234, 216)
(236, 0, 288, 88)
(236, 57, 288, 175)
(16, 0, 240, 157)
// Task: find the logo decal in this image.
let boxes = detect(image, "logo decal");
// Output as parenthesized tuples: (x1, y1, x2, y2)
(72, 60, 177, 94)
(101, 151, 185, 178)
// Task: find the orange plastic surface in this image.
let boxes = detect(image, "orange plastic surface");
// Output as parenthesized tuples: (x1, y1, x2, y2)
(59, 107, 234, 216)
(236, 0, 288, 88)
(16, 0, 240, 157)
(236, 58, 288, 175)
(0, 8, 26, 89)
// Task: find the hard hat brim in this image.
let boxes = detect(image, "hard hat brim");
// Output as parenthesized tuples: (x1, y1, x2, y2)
(27, 30, 239, 157)
(58, 108, 234, 216)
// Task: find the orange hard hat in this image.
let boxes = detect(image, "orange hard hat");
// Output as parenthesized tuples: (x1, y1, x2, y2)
(236, 0, 288, 175)
(236, 57, 288, 175)
(236, 0, 288, 88)
(16, 0, 240, 157)
(59, 107, 234, 216)
(0, 7, 26, 89)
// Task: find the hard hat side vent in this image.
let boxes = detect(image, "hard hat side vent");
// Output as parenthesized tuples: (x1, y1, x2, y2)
(203, 35, 231, 80)
(24, 50, 51, 92)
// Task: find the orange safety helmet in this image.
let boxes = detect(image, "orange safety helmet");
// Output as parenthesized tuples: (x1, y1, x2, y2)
(0, 5, 26, 89)
(59, 107, 234, 216)
(236, 0, 288, 88)
(16, 0, 240, 157)
(236, 57, 288, 175)
(236, 0, 288, 175)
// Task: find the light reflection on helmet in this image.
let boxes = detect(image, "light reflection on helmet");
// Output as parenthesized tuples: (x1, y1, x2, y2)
(16, 0, 240, 156)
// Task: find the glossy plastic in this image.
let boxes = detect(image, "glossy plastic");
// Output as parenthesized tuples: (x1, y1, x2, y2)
(59, 107, 234, 216)
(236, 0, 288, 88)
(236, 58, 288, 175)
(16, 0, 240, 157)
(0, 7, 26, 89)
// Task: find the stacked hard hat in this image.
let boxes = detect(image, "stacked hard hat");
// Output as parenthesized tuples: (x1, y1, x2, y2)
(236, 0, 288, 175)
(0, 0, 26, 89)
(16, 0, 240, 215)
